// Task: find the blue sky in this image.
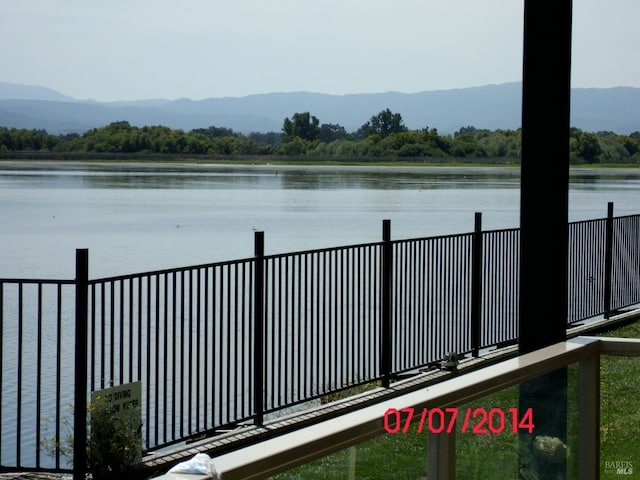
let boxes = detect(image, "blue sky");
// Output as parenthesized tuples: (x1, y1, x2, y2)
(1, 0, 638, 101)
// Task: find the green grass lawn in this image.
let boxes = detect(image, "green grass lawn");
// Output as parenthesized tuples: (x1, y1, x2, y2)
(268, 320, 640, 479)
(598, 320, 640, 477)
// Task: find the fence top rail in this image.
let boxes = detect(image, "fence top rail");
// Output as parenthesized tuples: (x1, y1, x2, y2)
(568, 213, 639, 228)
(0, 278, 75, 286)
(481, 226, 521, 236)
(391, 226, 522, 247)
(612, 213, 640, 222)
(265, 240, 382, 261)
(391, 231, 473, 246)
(2, 212, 633, 285)
(569, 217, 608, 227)
(89, 256, 256, 285)
(209, 336, 633, 480)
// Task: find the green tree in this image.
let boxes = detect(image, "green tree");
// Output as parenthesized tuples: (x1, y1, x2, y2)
(185, 132, 210, 154)
(357, 108, 408, 139)
(279, 136, 313, 155)
(191, 126, 236, 138)
(248, 131, 283, 147)
(419, 127, 452, 156)
(572, 129, 601, 163)
(210, 136, 247, 155)
(450, 128, 489, 158)
(318, 123, 348, 143)
(0, 127, 60, 151)
(82, 121, 138, 152)
(620, 134, 640, 156)
(476, 129, 520, 158)
(282, 112, 320, 142)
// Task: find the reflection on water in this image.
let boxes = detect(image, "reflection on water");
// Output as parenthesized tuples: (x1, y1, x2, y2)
(0, 163, 524, 190)
(2, 162, 639, 192)
(0, 162, 639, 278)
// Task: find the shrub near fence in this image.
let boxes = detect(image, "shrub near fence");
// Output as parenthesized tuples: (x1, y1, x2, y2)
(1, 203, 639, 477)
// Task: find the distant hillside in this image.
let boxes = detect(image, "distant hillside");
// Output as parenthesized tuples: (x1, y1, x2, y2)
(0, 81, 639, 134)
(0, 81, 75, 102)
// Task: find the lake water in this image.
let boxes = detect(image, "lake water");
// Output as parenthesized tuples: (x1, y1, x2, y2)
(1, 161, 640, 468)
(1, 162, 639, 279)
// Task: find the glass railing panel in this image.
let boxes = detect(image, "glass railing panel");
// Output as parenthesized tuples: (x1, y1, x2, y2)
(266, 428, 428, 480)
(598, 318, 640, 477)
(455, 364, 580, 480)
(455, 384, 520, 478)
(259, 339, 640, 480)
(600, 354, 639, 478)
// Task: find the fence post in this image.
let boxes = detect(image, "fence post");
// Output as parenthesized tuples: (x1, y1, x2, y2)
(253, 231, 265, 425)
(381, 220, 392, 388)
(471, 212, 483, 357)
(603, 202, 614, 319)
(73, 249, 89, 480)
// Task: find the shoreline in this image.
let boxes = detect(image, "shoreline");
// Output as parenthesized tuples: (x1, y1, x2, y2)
(0, 158, 639, 176)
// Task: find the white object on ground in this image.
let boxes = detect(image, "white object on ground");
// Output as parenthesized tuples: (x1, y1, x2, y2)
(167, 453, 221, 479)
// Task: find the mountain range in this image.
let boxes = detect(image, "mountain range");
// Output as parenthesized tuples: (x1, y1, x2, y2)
(1, 81, 639, 135)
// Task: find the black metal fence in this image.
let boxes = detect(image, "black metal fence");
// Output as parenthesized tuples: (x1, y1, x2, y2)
(1, 203, 639, 477)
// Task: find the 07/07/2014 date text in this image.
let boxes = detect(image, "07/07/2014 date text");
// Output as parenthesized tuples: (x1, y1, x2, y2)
(383, 407, 535, 435)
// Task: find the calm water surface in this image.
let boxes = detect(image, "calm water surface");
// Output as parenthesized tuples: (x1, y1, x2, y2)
(1, 162, 639, 278)
(1, 161, 640, 467)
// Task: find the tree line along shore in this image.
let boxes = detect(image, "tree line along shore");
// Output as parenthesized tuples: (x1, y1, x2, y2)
(1, 109, 639, 164)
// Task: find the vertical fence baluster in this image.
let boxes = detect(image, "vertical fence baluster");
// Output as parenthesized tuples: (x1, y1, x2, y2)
(35, 283, 42, 468)
(471, 212, 483, 357)
(16, 283, 22, 467)
(254, 231, 265, 425)
(146, 276, 152, 444)
(128, 279, 134, 383)
(226, 266, 232, 424)
(272, 257, 278, 408)
(202, 268, 209, 431)
(232, 263, 242, 421)
(187, 271, 194, 434)
(55, 284, 62, 470)
(306, 254, 312, 399)
(163, 272, 169, 444)
(171, 272, 177, 440)
(73, 249, 89, 480)
(381, 220, 392, 387)
(100, 282, 105, 389)
(196, 268, 202, 433)
(0, 282, 3, 466)
(179, 272, 185, 437)
(109, 280, 115, 385)
(298, 254, 304, 403)
(321, 252, 327, 394)
(155, 274, 161, 446)
(119, 280, 125, 385)
(604, 202, 614, 319)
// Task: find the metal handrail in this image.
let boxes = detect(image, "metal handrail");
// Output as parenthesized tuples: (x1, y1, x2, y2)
(204, 336, 640, 480)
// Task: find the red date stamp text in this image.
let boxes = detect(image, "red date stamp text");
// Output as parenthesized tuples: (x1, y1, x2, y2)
(383, 407, 534, 434)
